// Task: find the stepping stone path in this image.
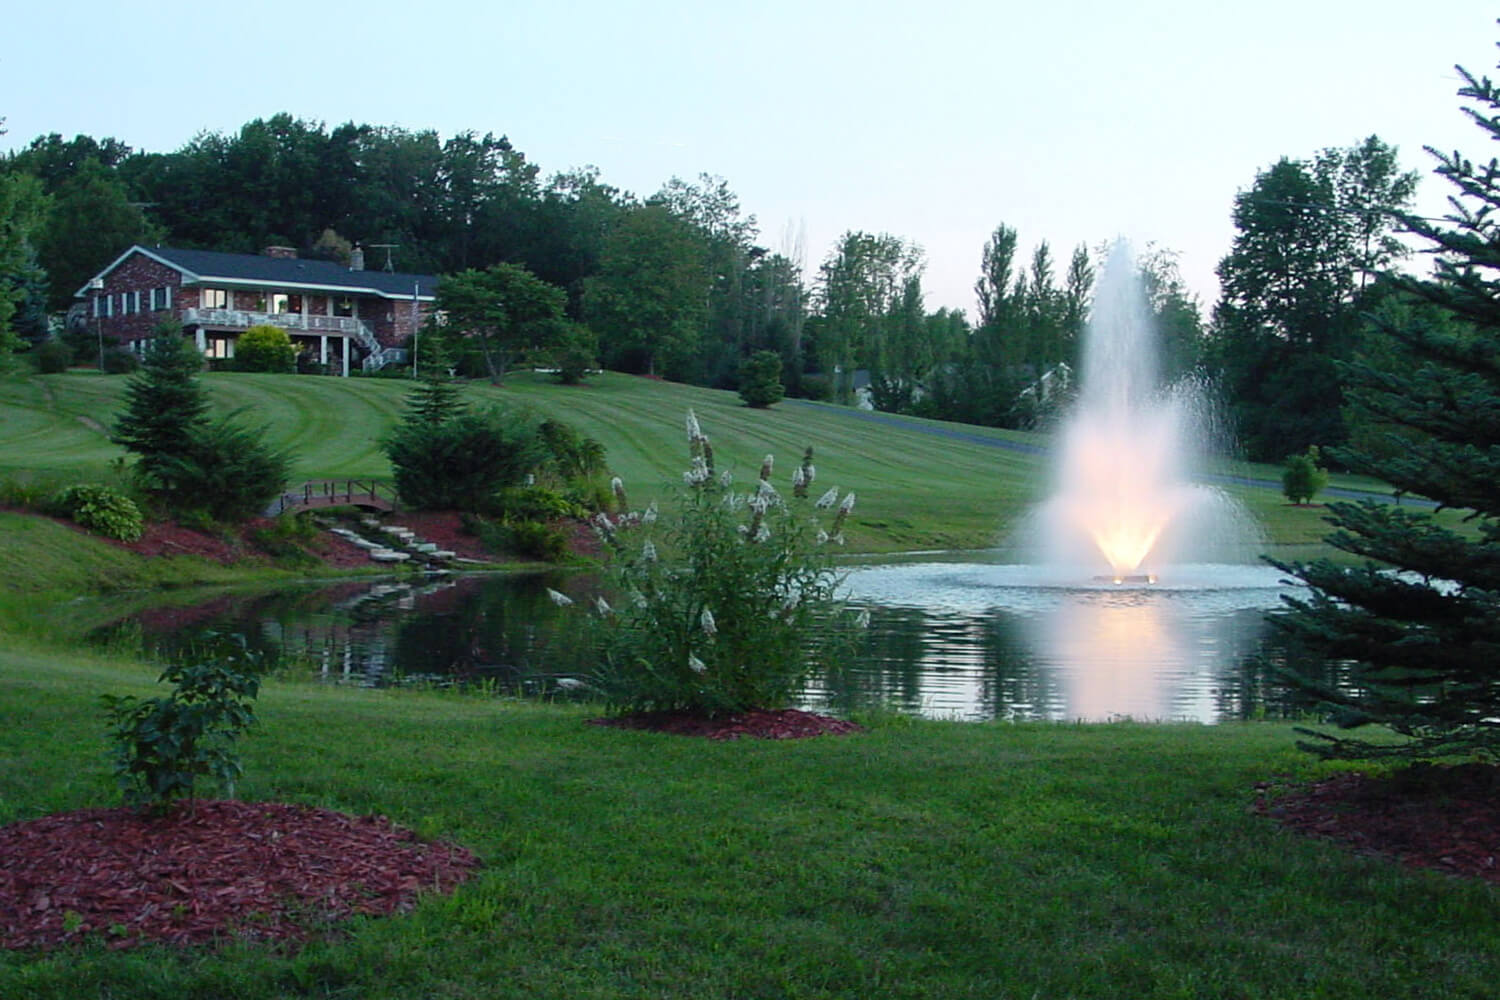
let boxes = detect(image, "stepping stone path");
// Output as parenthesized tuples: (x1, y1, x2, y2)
(328, 520, 455, 565)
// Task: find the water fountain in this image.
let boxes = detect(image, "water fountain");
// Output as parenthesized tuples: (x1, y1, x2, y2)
(1028, 241, 1262, 581)
(832, 242, 1292, 721)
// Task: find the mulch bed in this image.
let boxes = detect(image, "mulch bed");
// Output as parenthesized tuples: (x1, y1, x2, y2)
(0, 800, 478, 950)
(1253, 762, 1500, 884)
(589, 707, 863, 741)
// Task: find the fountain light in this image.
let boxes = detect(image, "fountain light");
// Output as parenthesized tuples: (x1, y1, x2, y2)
(1030, 241, 1257, 581)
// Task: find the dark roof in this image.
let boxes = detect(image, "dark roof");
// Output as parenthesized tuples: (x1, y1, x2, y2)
(114, 246, 438, 299)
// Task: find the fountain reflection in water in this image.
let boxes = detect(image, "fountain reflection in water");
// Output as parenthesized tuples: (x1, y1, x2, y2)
(832, 243, 1288, 721)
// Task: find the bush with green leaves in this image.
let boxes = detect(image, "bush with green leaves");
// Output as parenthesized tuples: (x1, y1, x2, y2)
(234, 324, 296, 373)
(101, 638, 263, 811)
(1281, 445, 1330, 505)
(51, 483, 144, 541)
(101, 347, 140, 374)
(32, 337, 71, 373)
(573, 411, 858, 716)
(738, 350, 786, 408)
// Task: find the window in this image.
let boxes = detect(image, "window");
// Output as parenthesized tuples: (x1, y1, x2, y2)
(150, 286, 173, 311)
(92, 296, 102, 318)
(201, 288, 229, 309)
(269, 293, 302, 314)
(132, 290, 142, 314)
(205, 337, 234, 359)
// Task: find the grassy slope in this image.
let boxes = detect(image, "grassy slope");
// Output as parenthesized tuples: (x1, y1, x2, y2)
(2, 646, 1497, 999)
(0, 369, 1354, 555)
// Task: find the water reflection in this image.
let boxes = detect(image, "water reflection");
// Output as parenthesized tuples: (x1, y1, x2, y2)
(80, 560, 1324, 722)
(825, 561, 1303, 721)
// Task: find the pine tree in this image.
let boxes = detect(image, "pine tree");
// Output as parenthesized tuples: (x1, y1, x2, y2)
(112, 328, 209, 484)
(1273, 59, 1500, 761)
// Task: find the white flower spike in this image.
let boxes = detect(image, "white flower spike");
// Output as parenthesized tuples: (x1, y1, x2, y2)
(816, 487, 839, 509)
(700, 607, 717, 635)
(688, 653, 707, 674)
(546, 588, 574, 607)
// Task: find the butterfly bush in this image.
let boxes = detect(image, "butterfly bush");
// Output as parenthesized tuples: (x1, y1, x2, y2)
(583, 411, 858, 716)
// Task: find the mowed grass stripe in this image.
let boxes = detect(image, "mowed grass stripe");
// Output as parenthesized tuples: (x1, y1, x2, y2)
(1, 368, 1347, 552)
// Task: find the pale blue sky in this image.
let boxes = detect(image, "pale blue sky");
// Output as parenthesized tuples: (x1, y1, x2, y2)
(4, 1, 1495, 315)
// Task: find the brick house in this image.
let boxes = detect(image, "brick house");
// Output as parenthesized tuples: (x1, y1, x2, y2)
(76, 245, 439, 375)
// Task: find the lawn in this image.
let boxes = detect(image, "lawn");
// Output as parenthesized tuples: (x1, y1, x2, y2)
(2, 643, 1497, 999)
(6, 367, 1492, 997)
(0, 368, 1385, 555)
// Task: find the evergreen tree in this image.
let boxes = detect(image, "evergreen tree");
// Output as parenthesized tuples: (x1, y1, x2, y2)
(1273, 61, 1500, 762)
(112, 329, 209, 477)
(738, 350, 785, 408)
(112, 327, 289, 520)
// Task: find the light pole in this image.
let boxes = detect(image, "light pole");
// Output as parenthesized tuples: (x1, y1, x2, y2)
(87, 278, 104, 370)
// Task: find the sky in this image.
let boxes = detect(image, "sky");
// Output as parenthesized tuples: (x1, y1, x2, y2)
(4, 1, 1496, 316)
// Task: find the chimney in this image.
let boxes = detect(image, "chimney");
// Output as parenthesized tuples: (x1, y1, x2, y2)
(263, 245, 297, 259)
(349, 246, 365, 271)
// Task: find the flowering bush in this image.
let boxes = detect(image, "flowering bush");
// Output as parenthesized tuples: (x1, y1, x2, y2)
(572, 411, 859, 716)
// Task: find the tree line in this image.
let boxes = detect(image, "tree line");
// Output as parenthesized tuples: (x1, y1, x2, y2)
(0, 111, 1422, 460)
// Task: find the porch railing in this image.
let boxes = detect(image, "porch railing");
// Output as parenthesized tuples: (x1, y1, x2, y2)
(181, 308, 363, 334)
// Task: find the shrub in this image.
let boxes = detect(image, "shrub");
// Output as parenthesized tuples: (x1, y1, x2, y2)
(52, 483, 144, 541)
(546, 320, 598, 385)
(493, 485, 584, 521)
(101, 347, 140, 374)
(505, 519, 571, 561)
(32, 337, 71, 373)
(1282, 446, 1330, 505)
(158, 415, 293, 522)
(796, 373, 832, 401)
(101, 637, 263, 811)
(246, 513, 320, 566)
(384, 405, 545, 512)
(576, 411, 858, 716)
(235, 325, 296, 373)
(738, 350, 786, 408)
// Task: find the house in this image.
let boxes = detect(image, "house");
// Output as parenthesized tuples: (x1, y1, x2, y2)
(76, 245, 439, 375)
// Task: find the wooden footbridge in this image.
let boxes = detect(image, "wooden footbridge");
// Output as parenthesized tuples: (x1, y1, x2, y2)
(270, 479, 395, 516)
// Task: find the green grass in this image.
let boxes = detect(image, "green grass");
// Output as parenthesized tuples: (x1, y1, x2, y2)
(0, 368, 1396, 555)
(3, 371, 1495, 996)
(2, 645, 1497, 999)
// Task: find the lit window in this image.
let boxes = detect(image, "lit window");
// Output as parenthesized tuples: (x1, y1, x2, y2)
(202, 288, 229, 309)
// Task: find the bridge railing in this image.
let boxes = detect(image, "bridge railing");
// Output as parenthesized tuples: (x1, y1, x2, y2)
(271, 479, 395, 515)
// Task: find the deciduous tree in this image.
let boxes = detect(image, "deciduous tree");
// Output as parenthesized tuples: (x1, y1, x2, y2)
(438, 263, 567, 384)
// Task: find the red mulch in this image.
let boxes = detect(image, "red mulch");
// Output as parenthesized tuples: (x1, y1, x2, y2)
(589, 707, 863, 741)
(0, 800, 478, 950)
(1253, 762, 1500, 884)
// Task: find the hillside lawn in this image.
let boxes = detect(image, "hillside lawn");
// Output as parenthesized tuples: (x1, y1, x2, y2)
(5, 368, 1493, 998)
(0, 368, 1371, 557)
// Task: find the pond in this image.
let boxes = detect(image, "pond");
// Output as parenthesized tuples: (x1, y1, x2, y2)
(81, 558, 1325, 723)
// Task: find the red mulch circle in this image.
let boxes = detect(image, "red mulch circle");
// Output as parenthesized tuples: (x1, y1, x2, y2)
(0, 800, 478, 950)
(1253, 762, 1500, 884)
(589, 707, 863, 741)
